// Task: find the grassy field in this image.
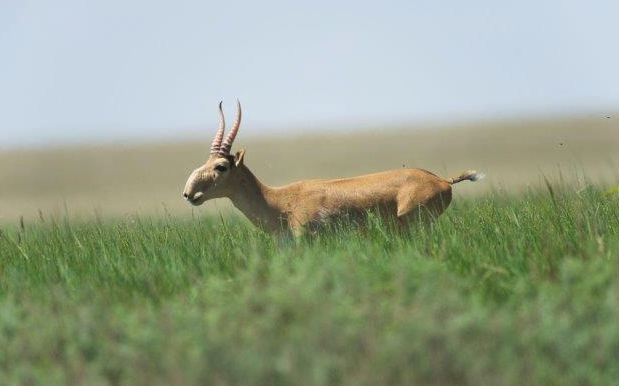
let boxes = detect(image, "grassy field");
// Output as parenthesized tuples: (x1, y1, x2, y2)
(2, 181, 619, 385)
(1, 117, 618, 384)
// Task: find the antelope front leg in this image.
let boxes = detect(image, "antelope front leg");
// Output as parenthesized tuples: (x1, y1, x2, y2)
(289, 223, 306, 239)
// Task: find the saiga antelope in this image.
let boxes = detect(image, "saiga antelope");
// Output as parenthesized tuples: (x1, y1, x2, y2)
(183, 101, 483, 237)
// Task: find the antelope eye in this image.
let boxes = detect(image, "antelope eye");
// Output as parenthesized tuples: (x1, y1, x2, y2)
(215, 164, 228, 173)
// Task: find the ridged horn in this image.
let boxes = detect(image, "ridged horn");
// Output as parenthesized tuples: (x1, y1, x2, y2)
(209, 101, 225, 155)
(218, 99, 241, 156)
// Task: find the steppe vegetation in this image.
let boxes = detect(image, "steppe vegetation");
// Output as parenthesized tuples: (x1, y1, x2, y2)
(1, 117, 618, 385)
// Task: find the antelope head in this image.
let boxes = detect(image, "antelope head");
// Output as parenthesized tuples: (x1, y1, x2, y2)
(183, 100, 246, 206)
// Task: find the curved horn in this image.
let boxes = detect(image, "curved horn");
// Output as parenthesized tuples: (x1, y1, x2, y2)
(209, 101, 225, 155)
(218, 99, 241, 156)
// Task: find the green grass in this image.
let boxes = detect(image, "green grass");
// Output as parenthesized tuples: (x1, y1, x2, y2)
(1, 183, 619, 386)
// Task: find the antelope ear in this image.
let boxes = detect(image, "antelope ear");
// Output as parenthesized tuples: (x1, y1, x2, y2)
(234, 149, 246, 167)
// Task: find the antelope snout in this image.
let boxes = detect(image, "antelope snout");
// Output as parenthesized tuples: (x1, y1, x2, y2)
(183, 191, 204, 205)
(191, 192, 204, 201)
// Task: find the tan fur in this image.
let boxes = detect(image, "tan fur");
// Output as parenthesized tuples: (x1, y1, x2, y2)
(183, 149, 481, 237)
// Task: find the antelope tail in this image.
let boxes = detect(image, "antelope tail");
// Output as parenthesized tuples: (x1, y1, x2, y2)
(447, 170, 485, 184)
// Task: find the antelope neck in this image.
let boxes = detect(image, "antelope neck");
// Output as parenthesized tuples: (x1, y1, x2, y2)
(226, 166, 283, 230)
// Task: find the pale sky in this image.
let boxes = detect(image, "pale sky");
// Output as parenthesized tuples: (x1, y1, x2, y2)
(1, 0, 618, 149)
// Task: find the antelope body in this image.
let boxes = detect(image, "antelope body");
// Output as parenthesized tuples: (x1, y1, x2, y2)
(183, 101, 483, 237)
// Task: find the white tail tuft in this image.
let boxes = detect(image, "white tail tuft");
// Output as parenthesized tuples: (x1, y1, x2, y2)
(448, 170, 485, 184)
(468, 171, 485, 182)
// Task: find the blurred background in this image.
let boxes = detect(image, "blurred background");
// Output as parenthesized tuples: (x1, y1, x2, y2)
(1, 0, 618, 222)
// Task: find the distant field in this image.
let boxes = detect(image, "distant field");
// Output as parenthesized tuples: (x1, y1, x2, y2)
(1, 115, 618, 223)
(1, 186, 619, 385)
